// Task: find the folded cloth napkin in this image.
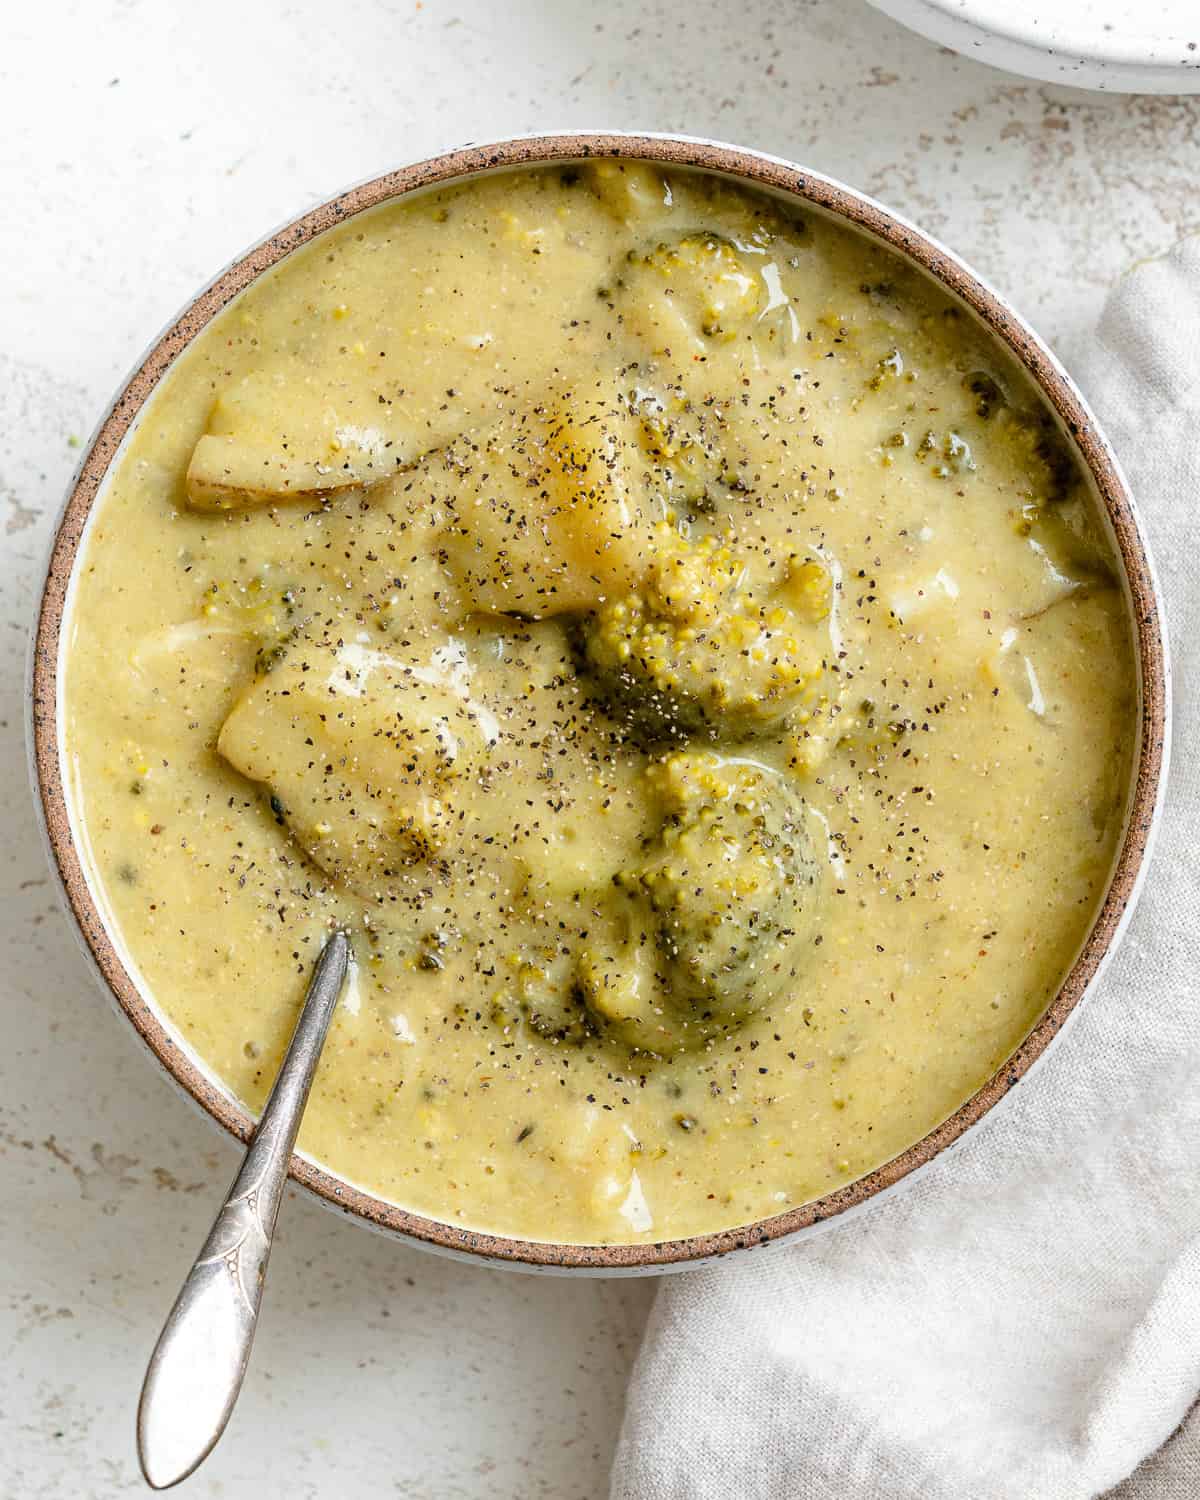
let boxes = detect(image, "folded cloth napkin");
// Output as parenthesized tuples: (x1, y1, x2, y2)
(611, 236, 1200, 1500)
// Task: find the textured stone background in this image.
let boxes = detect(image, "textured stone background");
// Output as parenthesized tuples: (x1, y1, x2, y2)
(2, 2, 1198, 1496)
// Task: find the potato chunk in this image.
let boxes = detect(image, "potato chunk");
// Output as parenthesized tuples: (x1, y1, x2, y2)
(441, 384, 657, 617)
(187, 436, 363, 511)
(584, 160, 671, 222)
(218, 632, 495, 894)
(185, 373, 406, 511)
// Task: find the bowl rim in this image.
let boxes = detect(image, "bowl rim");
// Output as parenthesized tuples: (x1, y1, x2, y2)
(30, 130, 1170, 1272)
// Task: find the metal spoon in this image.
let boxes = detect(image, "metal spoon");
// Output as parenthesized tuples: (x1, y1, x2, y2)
(137, 930, 351, 1489)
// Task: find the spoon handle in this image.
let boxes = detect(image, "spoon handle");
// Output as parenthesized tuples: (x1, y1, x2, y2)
(137, 930, 351, 1490)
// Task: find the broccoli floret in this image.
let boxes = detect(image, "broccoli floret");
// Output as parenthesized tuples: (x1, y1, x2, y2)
(964, 369, 1007, 419)
(916, 428, 976, 479)
(578, 753, 824, 1052)
(1007, 407, 1079, 503)
(963, 369, 1080, 501)
(581, 524, 832, 745)
(628, 233, 762, 339)
(610, 232, 765, 357)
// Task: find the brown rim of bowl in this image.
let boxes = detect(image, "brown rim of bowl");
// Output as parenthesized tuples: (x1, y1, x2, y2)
(31, 132, 1168, 1272)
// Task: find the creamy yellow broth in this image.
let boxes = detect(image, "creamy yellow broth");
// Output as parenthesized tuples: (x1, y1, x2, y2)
(65, 163, 1135, 1244)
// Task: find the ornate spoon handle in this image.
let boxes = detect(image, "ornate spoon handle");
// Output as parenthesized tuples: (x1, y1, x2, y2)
(137, 930, 351, 1490)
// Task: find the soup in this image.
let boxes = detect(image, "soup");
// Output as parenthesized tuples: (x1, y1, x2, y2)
(64, 163, 1135, 1244)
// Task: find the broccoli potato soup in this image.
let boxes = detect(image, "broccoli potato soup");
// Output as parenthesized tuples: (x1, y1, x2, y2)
(65, 162, 1135, 1244)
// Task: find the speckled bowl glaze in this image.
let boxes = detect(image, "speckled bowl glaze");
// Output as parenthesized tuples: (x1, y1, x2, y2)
(869, 0, 1200, 94)
(30, 133, 1169, 1274)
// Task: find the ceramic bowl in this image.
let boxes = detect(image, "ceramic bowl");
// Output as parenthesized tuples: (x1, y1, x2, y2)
(30, 133, 1169, 1273)
(869, 0, 1200, 93)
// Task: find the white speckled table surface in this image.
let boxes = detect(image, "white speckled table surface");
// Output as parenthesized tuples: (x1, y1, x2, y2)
(2, 2, 1199, 1496)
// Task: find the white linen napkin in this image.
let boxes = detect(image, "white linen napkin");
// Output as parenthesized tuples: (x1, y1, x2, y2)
(611, 236, 1200, 1500)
